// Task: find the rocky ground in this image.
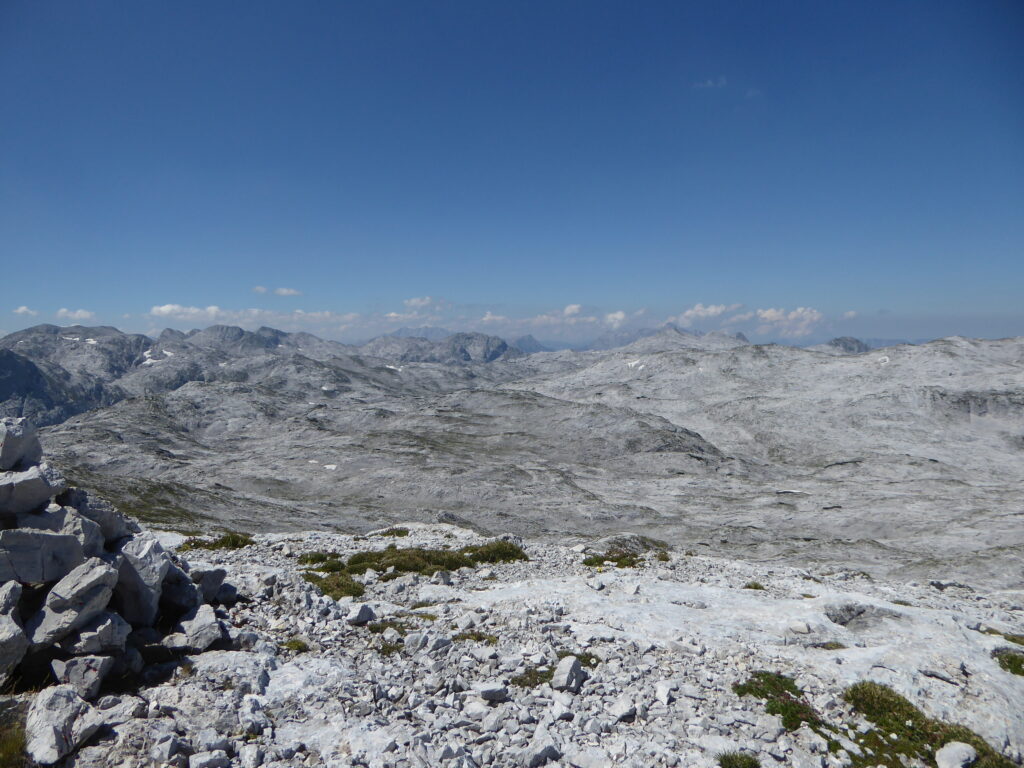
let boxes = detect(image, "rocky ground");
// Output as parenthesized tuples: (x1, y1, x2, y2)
(6, 520, 1020, 767)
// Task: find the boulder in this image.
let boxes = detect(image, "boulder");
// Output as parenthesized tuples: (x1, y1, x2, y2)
(0, 463, 66, 517)
(0, 580, 28, 675)
(189, 564, 227, 603)
(936, 742, 978, 768)
(58, 488, 135, 543)
(25, 684, 100, 765)
(59, 611, 131, 654)
(51, 654, 115, 700)
(0, 529, 84, 583)
(115, 533, 170, 626)
(17, 505, 105, 558)
(164, 604, 223, 651)
(551, 655, 587, 694)
(0, 417, 42, 471)
(26, 557, 119, 647)
(346, 603, 376, 626)
(161, 562, 203, 614)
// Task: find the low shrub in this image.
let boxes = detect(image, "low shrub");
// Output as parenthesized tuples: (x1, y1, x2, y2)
(180, 532, 254, 551)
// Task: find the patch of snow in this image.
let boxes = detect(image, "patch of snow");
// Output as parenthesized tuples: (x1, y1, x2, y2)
(323, 464, 337, 470)
(85, 338, 97, 345)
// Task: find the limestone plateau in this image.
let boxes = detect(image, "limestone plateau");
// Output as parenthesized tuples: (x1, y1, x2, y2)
(0, 323, 1022, 767)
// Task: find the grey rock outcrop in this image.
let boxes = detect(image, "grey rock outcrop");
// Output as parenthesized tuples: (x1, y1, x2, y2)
(0, 417, 42, 470)
(936, 742, 978, 768)
(25, 684, 100, 765)
(0, 529, 84, 583)
(51, 654, 115, 699)
(0, 580, 28, 674)
(115, 532, 170, 625)
(0, 463, 66, 517)
(551, 654, 587, 693)
(26, 557, 120, 647)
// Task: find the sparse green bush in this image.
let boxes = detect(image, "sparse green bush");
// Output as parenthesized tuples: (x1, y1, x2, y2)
(377, 527, 410, 538)
(460, 540, 529, 564)
(716, 751, 759, 768)
(982, 627, 1024, 646)
(378, 641, 403, 656)
(282, 638, 309, 653)
(742, 581, 766, 590)
(180, 531, 255, 551)
(582, 549, 641, 568)
(733, 671, 822, 731)
(367, 620, 412, 636)
(813, 641, 847, 650)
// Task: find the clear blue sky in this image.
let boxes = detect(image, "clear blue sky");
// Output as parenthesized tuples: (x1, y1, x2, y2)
(1, 1, 1022, 343)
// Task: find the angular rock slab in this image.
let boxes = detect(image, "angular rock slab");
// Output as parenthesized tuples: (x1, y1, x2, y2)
(59, 611, 132, 655)
(0, 463, 66, 518)
(51, 654, 115, 700)
(59, 487, 135, 543)
(0, 417, 42, 471)
(0, 580, 28, 676)
(26, 684, 100, 765)
(164, 604, 223, 652)
(115, 532, 170, 626)
(551, 654, 587, 693)
(17, 505, 105, 558)
(0, 529, 84, 583)
(26, 557, 119, 647)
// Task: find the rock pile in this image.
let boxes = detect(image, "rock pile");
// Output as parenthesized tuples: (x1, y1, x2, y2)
(0, 417, 229, 764)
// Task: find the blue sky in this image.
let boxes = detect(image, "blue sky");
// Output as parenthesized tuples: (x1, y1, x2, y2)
(1, 1, 1022, 343)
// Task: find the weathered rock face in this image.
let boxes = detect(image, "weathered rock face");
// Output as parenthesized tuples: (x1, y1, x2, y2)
(26, 557, 120, 647)
(25, 684, 100, 764)
(115, 533, 171, 626)
(0, 580, 28, 674)
(0, 529, 84, 583)
(0, 417, 42, 471)
(0, 463, 66, 518)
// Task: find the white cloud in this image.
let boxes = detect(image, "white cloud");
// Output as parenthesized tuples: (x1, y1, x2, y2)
(481, 311, 507, 324)
(843, 310, 858, 319)
(724, 311, 755, 323)
(56, 308, 96, 321)
(13, 306, 38, 316)
(148, 304, 360, 332)
(693, 75, 727, 89)
(253, 286, 267, 294)
(668, 302, 742, 327)
(404, 296, 434, 309)
(274, 287, 301, 296)
(754, 307, 824, 338)
(604, 310, 627, 329)
(563, 304, 581, 317)
(150, 304, 224, 321)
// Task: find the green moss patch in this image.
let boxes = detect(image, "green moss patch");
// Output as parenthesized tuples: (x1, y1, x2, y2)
(282, 638, 309, 653)
(742, 581, 766, 591)
(509, 665, 554, 688)
(454, 630, 497, 645)
(376, 527, 410, 537)
(994, 649, 1024, 676)
(301, 571, 365, 599)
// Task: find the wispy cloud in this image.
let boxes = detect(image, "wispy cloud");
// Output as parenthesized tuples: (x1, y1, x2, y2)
(481, 311, 507, 324)
(693, 75, 727, 89)
(252, 286, 267, 294)
(754, 307, 824, 338)
(667, 302, 742, 327)
(843, 310, 858, 319)
(274, 287, 302, 296)
(56, 308, 96, 321)
(404, 296, 435, 309)
(13, 306, 38, 316)
(563, 304, 582, 317)
(604, 310, 627, 329)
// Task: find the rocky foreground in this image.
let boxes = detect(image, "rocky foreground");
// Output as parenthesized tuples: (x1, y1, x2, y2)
(1, 418, 1023, 767)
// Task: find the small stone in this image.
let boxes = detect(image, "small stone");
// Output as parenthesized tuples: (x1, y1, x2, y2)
(935, 742, 978, 768)
(551, 655, 586, 694)
(473, 680, 508, 702)
(189, 750, 231, 768)
(346, 603, 376, 625)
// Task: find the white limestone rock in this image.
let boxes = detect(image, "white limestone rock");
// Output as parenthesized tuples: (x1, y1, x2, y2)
(0, 580, 28, 676)
(936, 742, 978, 768)
(25, 557, 119, 647)
(25, 684, 100, 765)
(0, 417, 42, 471)
(50, 654, 115, 700)
(58, 611, 131, 654)
(0, 463, 66, 517)
(551, 654, 587, 693)
(0, 529, 84, 583)
(114, 532, 170, 626)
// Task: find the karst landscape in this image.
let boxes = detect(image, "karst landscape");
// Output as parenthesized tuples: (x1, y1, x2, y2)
(0, 324, 1022, 768)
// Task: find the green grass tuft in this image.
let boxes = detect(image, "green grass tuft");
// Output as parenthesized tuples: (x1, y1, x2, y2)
(301, 570, 365, 599)
(0, 721, 26, 768)
(743, 581, 766, 590)
(981, 627, 1024, 646)
(282, 638, 309, 653)
(377, 527, 410, 537)
(459, 540, 529, 564)
(509, 665, 554, 688)
(180, 531, 255, 551)
(716, 751, 760, 768)
(732, 671, 822, 731)
(454, 630, 498, 645)
(813, 641, 847, 650)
